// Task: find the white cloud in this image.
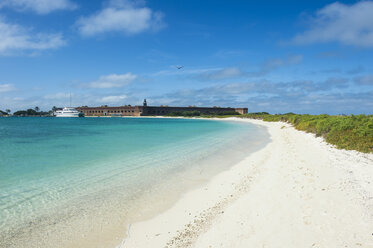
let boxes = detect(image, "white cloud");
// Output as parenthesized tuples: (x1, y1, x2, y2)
(0, 83, 15, 92)
(264, 55, 302, 70)
(293, 1, 373, 47)
(86, 73, 137, 88)
(154, 55, 302, 80)
(147, 78, 372, 114)
(153, 67, 219, 77)
(44, 92, 71, 99)
(153, 67, 244, 81)
(100, 95, 127, 103)
(251, 55, 303, 76)
(76, 0, 164, 36)
(199, 67, 244, 80)
(0, 17, 66, 54)
(0, 0, 77, 14)
(355, 75, 373, 85)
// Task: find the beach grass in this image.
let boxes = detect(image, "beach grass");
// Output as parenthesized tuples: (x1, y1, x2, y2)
(242, 113, 373, 153)
(148, 111, 373, 153)
(166, 111, 373, 153)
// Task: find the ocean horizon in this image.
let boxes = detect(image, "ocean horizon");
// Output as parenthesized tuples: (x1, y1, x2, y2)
(0, 117, 269, 248)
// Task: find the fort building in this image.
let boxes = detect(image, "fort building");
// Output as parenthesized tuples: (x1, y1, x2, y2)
(76, 99, 248, 117)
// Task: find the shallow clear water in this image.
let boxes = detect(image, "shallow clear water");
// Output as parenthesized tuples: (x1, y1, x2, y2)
(0, 117, 268, 248)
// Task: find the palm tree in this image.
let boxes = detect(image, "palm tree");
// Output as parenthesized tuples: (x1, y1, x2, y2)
(6, 109, 11, 115)
(34, 106, 40, 112)
(52, 106, 57, 112)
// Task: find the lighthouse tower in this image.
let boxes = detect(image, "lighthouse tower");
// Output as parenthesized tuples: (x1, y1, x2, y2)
(143, 99, 147, 107)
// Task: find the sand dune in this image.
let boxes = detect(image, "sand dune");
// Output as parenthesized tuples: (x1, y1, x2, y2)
(122, 119, 373, 248)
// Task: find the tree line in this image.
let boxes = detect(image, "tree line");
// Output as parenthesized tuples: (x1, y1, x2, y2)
(0, 106, 59, 116)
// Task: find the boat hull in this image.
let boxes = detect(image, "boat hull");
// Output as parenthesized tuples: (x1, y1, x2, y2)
(54, 107, 84, 117)
(55, 113, 82, 117)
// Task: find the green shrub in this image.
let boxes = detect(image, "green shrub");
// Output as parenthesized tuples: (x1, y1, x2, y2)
(215, 111, 240, 116)
(168, 111, 201, 117)
(244, 113, 373, 153)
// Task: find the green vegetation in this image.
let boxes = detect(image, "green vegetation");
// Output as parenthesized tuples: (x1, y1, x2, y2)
(243, 113, 373, 153)
(13, 108, 51, 117)
(13, 109, 38, 116)
(213, 111, 240, 116)
(168, 111, 201, 117)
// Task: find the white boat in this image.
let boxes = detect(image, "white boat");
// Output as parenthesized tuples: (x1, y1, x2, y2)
(54, 107, 83, 117)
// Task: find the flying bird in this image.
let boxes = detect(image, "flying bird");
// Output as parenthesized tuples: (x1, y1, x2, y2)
(176, 66, 184, 69)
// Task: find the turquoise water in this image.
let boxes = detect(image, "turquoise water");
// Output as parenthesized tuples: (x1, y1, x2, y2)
(0, 117, 268, 248)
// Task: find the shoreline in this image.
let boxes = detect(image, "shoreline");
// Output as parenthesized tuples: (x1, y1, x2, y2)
(121, 118, 373, 248)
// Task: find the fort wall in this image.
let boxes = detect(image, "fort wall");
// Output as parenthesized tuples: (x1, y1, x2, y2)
(142, 106, 244, 115)
(77, 106, 143, 117)
(77, 101, 248, 117)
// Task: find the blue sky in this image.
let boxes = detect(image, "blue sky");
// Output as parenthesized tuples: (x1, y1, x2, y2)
(0, 0, 372, 114)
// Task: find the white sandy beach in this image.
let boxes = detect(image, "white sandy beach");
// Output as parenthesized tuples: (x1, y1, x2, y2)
(121, 118, 373, 248)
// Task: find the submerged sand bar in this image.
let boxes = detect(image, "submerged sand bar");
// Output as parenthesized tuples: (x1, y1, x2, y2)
(122, 118, 373, 248)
